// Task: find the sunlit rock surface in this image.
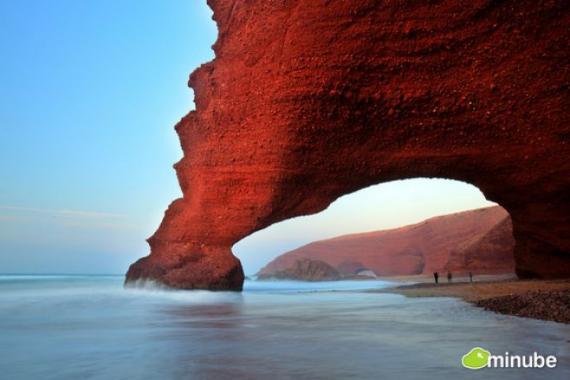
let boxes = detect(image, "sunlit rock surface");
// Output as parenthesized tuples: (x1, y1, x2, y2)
(259, 206, 515, 277)
(126, 0, 570, 289)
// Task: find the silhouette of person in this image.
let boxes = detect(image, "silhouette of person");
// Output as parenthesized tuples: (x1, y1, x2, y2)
(447, 271, 452, 283)
(433, 272, 439, 284)
(469, 272, 473, 283)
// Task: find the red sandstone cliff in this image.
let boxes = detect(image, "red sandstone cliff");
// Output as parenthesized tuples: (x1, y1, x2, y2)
(126, 0, 570, 289)
(259, 206, 514, 277)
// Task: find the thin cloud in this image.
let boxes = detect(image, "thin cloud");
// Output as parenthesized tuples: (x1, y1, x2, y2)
(0, 205, 126, 219)
(58, 210, 126, 219)
(0, 214, 29, 222)
(60, 220, 142, 231)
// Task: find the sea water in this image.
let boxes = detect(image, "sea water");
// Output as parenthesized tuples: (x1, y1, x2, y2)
(0, 275, 568, 379)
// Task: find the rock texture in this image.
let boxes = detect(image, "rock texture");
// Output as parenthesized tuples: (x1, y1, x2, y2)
(257, 258, 342, 281)
(476, 289, 570, 324)
(445, 211, 514, 273)
(259, 206, 515, 277)
(126, 0, 570, 289)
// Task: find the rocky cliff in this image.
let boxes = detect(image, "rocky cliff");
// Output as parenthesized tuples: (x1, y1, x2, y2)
(259, 206, 515, 277)
(126, 0, 570, 290)
(257, 259, 342, 281)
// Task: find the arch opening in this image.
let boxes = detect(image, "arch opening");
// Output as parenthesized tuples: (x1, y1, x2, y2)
(233, 178, 515, 280)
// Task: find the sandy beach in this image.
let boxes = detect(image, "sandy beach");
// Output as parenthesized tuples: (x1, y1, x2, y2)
(376, 274, 570, 324)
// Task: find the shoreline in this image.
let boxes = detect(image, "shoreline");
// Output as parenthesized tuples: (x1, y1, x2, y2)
(374, 275, 570, 324)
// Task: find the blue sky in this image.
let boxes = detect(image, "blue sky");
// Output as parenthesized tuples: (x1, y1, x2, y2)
(0, 1, 492, 275)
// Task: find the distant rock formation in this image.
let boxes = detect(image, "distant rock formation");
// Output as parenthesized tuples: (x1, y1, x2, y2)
(259, 206, 515, 277)
(445, 215, 514, 273)
(257, 258, 378, 281)
(354, 269, 378, 279)
(336, 261, 369, 276)
(257, 259, 341, 281)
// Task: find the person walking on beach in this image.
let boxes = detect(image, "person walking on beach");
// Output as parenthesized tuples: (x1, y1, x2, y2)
(469, 272, 473, 283)
(447, 271, 452, 283)
(433, 272, 439, 284)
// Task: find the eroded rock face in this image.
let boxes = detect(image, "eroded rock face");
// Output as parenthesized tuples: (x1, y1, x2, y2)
(259, 206, 515, 277)
(257, 259, 342, 281)
(126, 0, 570, 289)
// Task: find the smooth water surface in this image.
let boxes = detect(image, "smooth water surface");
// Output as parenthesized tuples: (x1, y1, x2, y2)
(0, 276, 568, 379)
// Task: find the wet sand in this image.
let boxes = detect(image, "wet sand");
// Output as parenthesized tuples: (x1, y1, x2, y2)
(375, 274, 570, 323)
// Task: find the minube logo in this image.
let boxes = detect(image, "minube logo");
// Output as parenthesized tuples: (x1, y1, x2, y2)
(462, 347, 490, 369)
(462, 347, 558, 369)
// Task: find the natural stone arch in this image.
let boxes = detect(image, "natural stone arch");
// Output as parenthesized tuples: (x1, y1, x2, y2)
(233, 178, 514, 278)
(126, 0, 570, 289)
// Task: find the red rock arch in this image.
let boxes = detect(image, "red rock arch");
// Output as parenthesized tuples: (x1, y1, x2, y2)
(126, 0, 570, 289)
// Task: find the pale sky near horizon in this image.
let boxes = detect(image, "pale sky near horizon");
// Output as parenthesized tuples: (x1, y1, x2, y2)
(0, 1, 493, 275)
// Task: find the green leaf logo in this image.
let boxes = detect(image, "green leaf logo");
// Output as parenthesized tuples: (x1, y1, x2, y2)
(462, 347, 490, 370)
